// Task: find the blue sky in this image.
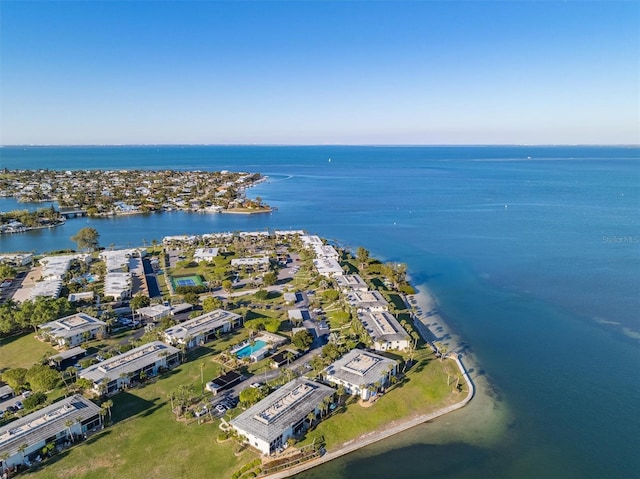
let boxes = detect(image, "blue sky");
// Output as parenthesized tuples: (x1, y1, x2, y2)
(1, 1, 638, 145)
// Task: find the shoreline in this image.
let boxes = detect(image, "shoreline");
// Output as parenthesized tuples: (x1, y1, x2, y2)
(262, 286, 478, 478)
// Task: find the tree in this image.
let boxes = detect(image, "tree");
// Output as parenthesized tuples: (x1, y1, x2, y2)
(239, 386, 264, 407)
(103, 399, 113, 423)
(0, 263, 17, 280)
(64, 419, 75, 441)
(23, 391, 47, 410)
(26, 364, 60, 392)
(2, 368, 28, 391)
(71, 227, 100, 251)
(291, 330, 313, 351)
(336, 384, 346, 405)
(130, 294, 151, 312)
(262, 272, 277, 286)
(202, 296, 223, 313)
(356, 246, 370, 272)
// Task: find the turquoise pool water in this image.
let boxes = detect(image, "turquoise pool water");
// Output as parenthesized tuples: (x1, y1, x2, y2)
(235, 340, 267, 358)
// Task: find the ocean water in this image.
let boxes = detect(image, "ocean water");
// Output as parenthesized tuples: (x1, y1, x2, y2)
(1, 145, 639, 478)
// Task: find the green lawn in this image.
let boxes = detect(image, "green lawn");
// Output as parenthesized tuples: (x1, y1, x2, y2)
(24, 345, 258, 479)
(299, 349, 466, 451)
(0, 333, 57, 371)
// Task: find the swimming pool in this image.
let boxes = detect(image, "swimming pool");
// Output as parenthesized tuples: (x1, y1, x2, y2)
(235, 340, 267, 359)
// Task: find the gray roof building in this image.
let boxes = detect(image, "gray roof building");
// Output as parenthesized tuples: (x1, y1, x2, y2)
(79, 341, 179, 391)
(231, 378, 334, 455)
(324, 349, 398, 399)
(358, 310, 411, 351)
(0, 395, 102, 466)
(164, 309, 241, 348)
(38, 313, 106, 347)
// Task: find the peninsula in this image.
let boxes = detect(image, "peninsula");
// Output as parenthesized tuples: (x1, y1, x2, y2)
(0, 230, 472, 479)
(0, 169, 270, 234)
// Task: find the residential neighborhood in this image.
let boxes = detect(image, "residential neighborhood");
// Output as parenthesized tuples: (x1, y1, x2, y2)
(0, 229, 468, 478)
(0, 169, 270, 234)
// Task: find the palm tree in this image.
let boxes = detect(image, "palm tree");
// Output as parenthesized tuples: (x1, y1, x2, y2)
(199, 361, 205, 392)
(102, 399, 113, 422)
(306, 412, 316, 429)
(336, 384, 346, 405)
(17, 443, 28, 465)
(65, 419, 75, 442)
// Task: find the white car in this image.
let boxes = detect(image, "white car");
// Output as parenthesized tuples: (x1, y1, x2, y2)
(15, 401, 23, 410)
(215, 404, 227, 413)
(22, 390, 32, 398)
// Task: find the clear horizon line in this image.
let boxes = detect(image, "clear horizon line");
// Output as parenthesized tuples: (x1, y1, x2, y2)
(2, 143, 639, 148)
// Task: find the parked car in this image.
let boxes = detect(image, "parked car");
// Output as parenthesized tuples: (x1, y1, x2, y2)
(22, 390, 32, 398)
(215, 404, 227, 413)
(15, 401, 23, 410)
(5, 405, 16, 413)
(0, 410, 5, 419)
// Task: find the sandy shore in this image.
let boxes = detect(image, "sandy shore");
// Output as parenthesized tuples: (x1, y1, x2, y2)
(261, 284, 494, 478)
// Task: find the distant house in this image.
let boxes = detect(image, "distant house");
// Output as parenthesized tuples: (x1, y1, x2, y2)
(68, 291, 94, 303)
(345, 290, 389, 311)
(231, 378, 334, 455)
(324, 349, 398, 400)
(283, 292, 299, 305)
(205, 371, 244, 395)
(193, 247, 219, 262)
(334, 274, 369, 292)
(137, 304, 172, 322)
(30, 278, 63, 300)
(313, 257, 344, 277)
(48, 347, 87, 370)
(38, 313, 107, 348)
(357, 310, 411, 351)
(270, 349, 301, 369)
(164, 309, 242, 349)
(79, 341, 180, 395)
(103, 272, 132, 299)
(0, 395, 102, 470)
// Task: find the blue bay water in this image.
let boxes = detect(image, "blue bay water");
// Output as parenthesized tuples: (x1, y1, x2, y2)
(0, 145, 639, 478)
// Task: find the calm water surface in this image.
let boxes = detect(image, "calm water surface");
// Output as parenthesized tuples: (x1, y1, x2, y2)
(1, 146, 638, 478)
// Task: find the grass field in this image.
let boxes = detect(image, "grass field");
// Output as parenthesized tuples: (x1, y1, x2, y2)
(24, 344, 258, 479)
(0, 333, 57, 371)
(299, 349, 466, 451)
(13, 339, 463, 479)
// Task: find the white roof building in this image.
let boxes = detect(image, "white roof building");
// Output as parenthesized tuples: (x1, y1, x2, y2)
(99, 249, 142, 272)
(334, 274, 369, 292)
(137, 304, 172, 321)
(30, 278, 63, 300)
(38, 313, 107, 348)
(345, 290, 389, 311)
(194, 247, 219, 262)
(300, 235, 323, 247)
(0, 395, 102, 469)
(231, 256, 270, 267)
(313, 244, 339, 259)
(324, 349, 398, 400)
(79, 341, 180, 395)
(164, 309, 242, 349)
(231, 378, 334, 455)
(104, 272, 132, 299)
(313, 257, 344, 277)
(357, 310, 411, 352)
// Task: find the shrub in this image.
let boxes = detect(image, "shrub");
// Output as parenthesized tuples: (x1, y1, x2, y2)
(399, 284, 416, 295)
(23, 391, 47, 409)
